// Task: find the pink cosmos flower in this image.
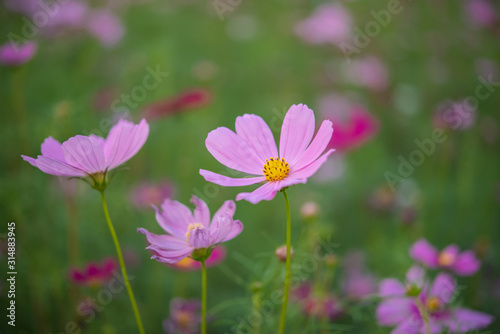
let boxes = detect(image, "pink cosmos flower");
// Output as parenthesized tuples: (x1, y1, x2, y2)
(377, 271, 493, 333)
(137, 196, 243, 264)
(129, 180, 176, 209)
(0, 41, 37, 66)
(466, 0, 497, 28)
(163, 298, 202, 334)
(319, 95, 379, 152)
(21, 119, 149, 182)
(199, 104, 335, 204)
(294, 3, 352, 46)
(341, 251, 377, 300)
(292, 282, 343, 321)
(433, 99, 476, 131)
(86, 10, 124, 47)
(410, 238, 480, 276)
(342, 56, 389, 92)
(69, 258, 117, 287)
(142, 88, 212, 120)
(169, 245, 226, 271)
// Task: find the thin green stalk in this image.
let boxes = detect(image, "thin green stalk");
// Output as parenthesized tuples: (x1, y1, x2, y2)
(201, 260, 207, 334)
(278, 190, 292, 334)
(415, 298, 430, 334)
(100, 191, 145, 334)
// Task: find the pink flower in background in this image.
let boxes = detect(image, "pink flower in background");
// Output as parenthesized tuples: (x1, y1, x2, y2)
(129, 180, 176, 209)
(200, 104, 335, 204)
(377, 272, 493, 333)
(169, 246, 226, 271)
(343, 56, 389, 92)
(42, 0, 88, 31)
(69, 258, 117, 287)
(142, 88, 212, 120)
(21, 119, 149, 178)
(433, 99, 476, 131)
(466, 0, 498, 28)
(0, 41, 37, 66)
(137, 196, 243, 264)
(163, 298, 202, 334)
(410, 239, 480, 276)
(86, 10, 124, 47)
(341, 251, 377, 300)
(292, 282, 343, 321)
(4, 0, 39, 14)
(295, 3, 352, 46)
(319, 94, 379, 152)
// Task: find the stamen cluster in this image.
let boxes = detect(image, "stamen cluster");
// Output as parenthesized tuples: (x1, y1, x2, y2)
(263, 157, 290, 182)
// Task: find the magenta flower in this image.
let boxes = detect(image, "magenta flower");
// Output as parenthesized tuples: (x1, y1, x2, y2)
(86, 10, 124, 47)
(142, 88, 212, 120)
(169, 246, 226, 271)
(294, 3, 352, 46)
(163, 298, 202, 334)
(0, 41, 37, 66)
(466, 0, 497, 28)
(137, 196, 243, 264)
(199, 104, 335, 204)
(410, 238, 480, 276)
(21, 119, 149, 188)
(129, 180, 176, 209)
(377, 271, 493, 333)
(69, 258, 117, 287)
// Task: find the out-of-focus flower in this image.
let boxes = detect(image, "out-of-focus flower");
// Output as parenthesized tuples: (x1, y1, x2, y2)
(342, 56, 389, 92)
(200, 104, 335, 204)
(466, 0, 498, 29)
(142, 88, 212, 120)
(138, 196, 243, 264)
(292, 282, 343, 321)
(86, 10, 124, 47)
(129, 180, 176, 209)
(42, 0, 88, 32)
(4, 0, 39, 14)
(433, 99, 476, 131)
(0, 41, 37, 66)
(295, 3, 352, 46)
(163, 298, 201, 334)
(275, 245, 294, 262)
(169, 246, 226, 271)
(410, 238, 480, 276)
(342, 251, 377, 300)
(367, 185, 396, 212)
(318, 94, 379, 153)
(300, 201, 320, 220)
(21, 119, 149, 190)
(69, 258, 117, 287)
(377, 271, 493, 333)
(398, 206, 417, 225)
(192, 60, 218, 81)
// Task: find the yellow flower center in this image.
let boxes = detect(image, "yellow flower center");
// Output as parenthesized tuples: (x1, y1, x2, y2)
(185, 223, 203, 239)
(175, 310, 193, 329)
(426, 296, 442, 312)
(174, 257, 196, 269)
(438, 251, 456, 266)
(263, 157, 290, 182)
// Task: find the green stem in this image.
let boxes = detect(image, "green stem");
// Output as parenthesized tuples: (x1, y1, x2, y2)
(100, 191, 145, 334)
(415, 298, 430, 334)
(278, 190, 292, 334)
(201, 260, 207, 334)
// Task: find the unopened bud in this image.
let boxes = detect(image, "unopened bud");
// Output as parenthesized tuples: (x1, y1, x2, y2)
(300, 201, 320, 220)
(275, 245, 294, 262)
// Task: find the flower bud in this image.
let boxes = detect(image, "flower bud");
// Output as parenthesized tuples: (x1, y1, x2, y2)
(300, 201, 320, 220)
(275, 245, 294, 262)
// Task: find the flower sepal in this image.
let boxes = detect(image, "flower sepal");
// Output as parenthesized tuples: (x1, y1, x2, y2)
(86, 171, 110, 192)
(190, 247, 213, 263)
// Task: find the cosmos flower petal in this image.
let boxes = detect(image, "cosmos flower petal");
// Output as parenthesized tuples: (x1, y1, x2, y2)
(409, 239, 439, 268)
(444, 308, 494, 332)
(155, 200, 194, 239)
(190, 196, 210, 228)
(451, 250, 480, 276)
(235, 114, 278, 160)
(379, 279, 406, 297)
(289, 149, 335, 179)
(376, 297, 413, 326)
(293, 119, 333, 170)
(406, 265, 426, 286)
(235, 182, 279, 204)
(429, 273, 456, 304)
(210, 214, 243, 244)
(222, 219, 243, 242)
(199, 169, 266, 187)
(89, 134, 106, 148)
(41, 136, 65, 161)
(62, 135, 106, 174)
(21, 155, 38, 167)
(137, 228, 190, 251)
(35, 155, 86, 177)
(149, 246, 194, 264)
(211, 200, 236, 226)
(188, 227, 212, 249)
(104, 119, 149, 170)
(205, 127, 263, 174)
(279, 104, 316, 165)
(391, 318, 421, 334)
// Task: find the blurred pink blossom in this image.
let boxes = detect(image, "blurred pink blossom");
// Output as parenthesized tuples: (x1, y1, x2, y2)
(0, 41, 37, 66)
(433, 99, 476, 131)
(69, 257, 117, 287)
(129, 180, 176, 209)
(342, 56, 389, 91)
(466, 0, 498, 28)
(86, 10, 125, 47)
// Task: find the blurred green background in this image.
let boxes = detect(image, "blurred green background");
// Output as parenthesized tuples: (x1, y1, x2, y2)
(1, 0, 499, 333)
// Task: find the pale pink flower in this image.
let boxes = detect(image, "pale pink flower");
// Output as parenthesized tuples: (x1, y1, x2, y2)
(0, 41, 37, 66)
(200, 104, 335, 204)
(86, 10, 124, 47)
